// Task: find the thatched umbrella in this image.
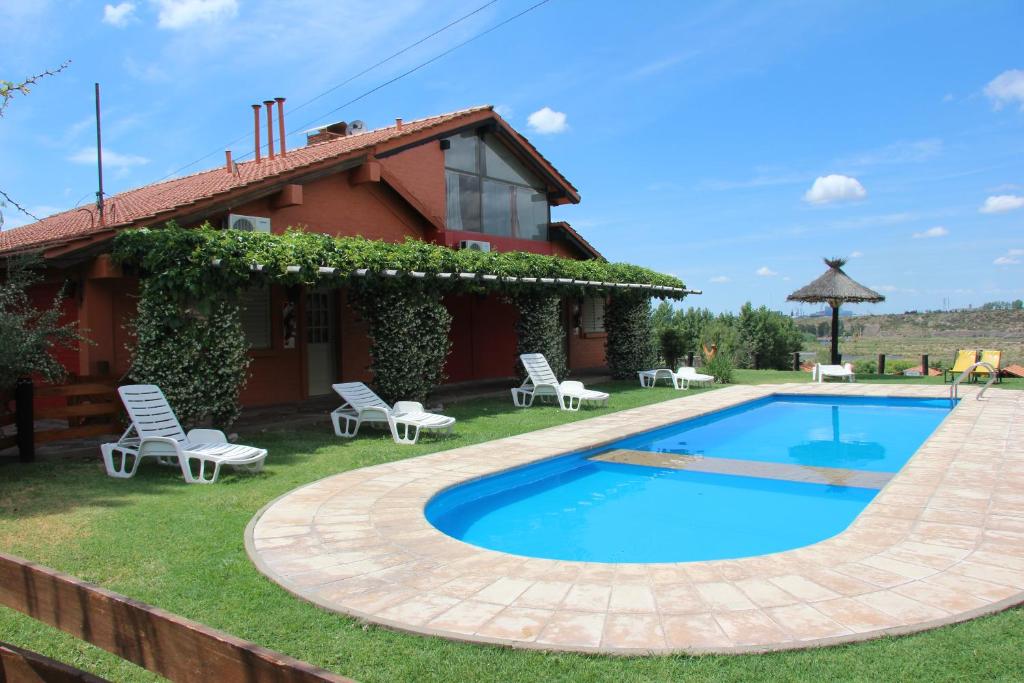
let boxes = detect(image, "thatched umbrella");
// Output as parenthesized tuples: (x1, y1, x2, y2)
(787, 258, 885, 365)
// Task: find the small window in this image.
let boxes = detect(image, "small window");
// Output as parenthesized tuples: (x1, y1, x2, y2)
(580, 296, 606, 334)
(239, 286, 272, 349)
(445, 131, 479, 173)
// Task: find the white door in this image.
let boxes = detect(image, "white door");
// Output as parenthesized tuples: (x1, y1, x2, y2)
(306, 288, 336, 396)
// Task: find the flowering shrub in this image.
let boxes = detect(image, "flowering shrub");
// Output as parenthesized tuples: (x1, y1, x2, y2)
(350, 286, 452, 404)
(605, 293, 656, 379)
(128, 282, 250, 427)
(513, 293, 566, 381)
(0, 257, 86, 394)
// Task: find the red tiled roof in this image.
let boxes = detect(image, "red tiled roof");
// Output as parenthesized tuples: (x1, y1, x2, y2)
(0, 105, 578, 256)
(550, 221, 603, 260)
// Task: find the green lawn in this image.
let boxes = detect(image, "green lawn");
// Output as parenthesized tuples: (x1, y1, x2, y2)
(1, 372, 1021, 682)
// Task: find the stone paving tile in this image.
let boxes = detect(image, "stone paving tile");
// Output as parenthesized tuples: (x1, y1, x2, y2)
(537, 611, 606, 648)
(247, 383, 1024, 654)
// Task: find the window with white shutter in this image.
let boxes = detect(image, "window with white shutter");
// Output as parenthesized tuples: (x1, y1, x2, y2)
(239, 286, 272, 349)
(580, 296, 606, 335)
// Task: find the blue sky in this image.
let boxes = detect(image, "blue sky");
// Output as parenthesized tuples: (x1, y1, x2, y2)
(2, 0, 1022, 314)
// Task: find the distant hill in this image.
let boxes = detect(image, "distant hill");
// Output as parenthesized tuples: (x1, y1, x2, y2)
(798, 309, 1024, 365)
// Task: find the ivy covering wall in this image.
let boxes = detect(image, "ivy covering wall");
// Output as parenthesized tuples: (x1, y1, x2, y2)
(112, 225, 686, 300)
(128, 282, 251, 426)
(605, 293, 657, 379)
(512, 293, 567, 381)
(112, 225, 688, 419)
(349, 285, 452, 404)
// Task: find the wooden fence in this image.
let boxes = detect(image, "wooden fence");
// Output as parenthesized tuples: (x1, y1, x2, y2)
(0, 552, 352, 682)
(1, 377, 121, 462)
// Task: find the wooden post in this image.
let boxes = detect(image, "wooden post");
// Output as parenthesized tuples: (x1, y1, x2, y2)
(830, 303, 840, 365)
(877, 353, 886, 375)
(921, 354, 929, 377)
(14, 378, 33, 463)
(686, 352, 694, 368)
(792, 352, 801, 371)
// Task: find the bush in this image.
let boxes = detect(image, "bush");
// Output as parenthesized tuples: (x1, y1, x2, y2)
(606, 293, 656, 379)
(699, 316, 742, 366)
(0, 257, 86, 394)
(513, 293, 566, 381)
(703, 353, 734, 384)
(737, 303, 804, 370)
(128, 283, 250, 426)
(351, 286, 452, 404)
(853, 359, 877, 374)
(658, 327, 688, 369)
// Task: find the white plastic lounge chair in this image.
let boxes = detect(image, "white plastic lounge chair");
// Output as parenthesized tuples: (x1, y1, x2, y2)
(813, 363, 856, 383)
(512, 353, 609, 411)
(330, 382, 455, 445)
(638, 368, 675, 387)
(100, 385, 267, 484)
(672, 366, 714, 389)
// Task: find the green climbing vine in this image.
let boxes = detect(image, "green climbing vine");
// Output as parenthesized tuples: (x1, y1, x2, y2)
(512, 293, 567, 381)
(349, 284, 452, 404)
(605, 293, 657, 379)
(127, 280, 251, 426)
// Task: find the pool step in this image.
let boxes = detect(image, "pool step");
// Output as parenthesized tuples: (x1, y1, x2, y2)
(590, 449, 893, 490)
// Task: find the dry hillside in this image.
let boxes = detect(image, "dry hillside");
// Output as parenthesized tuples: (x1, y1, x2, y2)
(800, 309, 1024, 366)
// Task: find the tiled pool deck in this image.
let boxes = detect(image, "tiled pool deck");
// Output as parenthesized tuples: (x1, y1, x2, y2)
(246, 384, 1024, 654)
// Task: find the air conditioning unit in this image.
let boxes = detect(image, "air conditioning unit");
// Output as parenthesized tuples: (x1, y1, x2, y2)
(228, 214, 271, 233)
(459, 239, 491, 252)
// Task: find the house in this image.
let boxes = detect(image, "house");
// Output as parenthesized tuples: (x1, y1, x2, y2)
(0, 104, 614, 405)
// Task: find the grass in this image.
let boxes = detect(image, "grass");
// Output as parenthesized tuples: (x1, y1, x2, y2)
(1, 372, 1022, 682)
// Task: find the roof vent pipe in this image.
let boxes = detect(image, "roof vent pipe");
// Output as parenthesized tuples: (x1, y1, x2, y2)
(275, 97, 286, 157)
(395, 117, 403, 130)
(251, 104, 262, 162)
(225, 150, 233, 173)
(264, 100, 275, 160)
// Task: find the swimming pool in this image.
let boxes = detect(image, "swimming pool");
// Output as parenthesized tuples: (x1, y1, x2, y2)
(426, 394, 956, 563)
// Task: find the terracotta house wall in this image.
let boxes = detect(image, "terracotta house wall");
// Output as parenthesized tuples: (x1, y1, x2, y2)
(27, 282, 80, 376)
(231, 170, 428, 240)
(443, 294, 519, 383)
(380, 143, 446, 225)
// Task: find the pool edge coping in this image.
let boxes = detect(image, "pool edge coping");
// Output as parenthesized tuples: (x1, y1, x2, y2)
(245, 383, 1024, 655)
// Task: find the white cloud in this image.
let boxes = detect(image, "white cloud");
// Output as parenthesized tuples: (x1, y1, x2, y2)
(526, 106, 568, 134)
(803, 174, 867, 204)
(493, 104, 513, 119)
(870, 284, 898, 292)
(912, 226, 949, 239)
(980, 194, 1024, 214)
(942, 93, 954, 103)
(155, 0, 238, 30)
(103, 2, 135, 26)
(755, 266, 777, 277)
(68, 147, 150, 168)
(993, 248, 1024, 265)
(709, 275, 730, 283)
(984, 69, 1024, 111)
(849, 250, 863, 258)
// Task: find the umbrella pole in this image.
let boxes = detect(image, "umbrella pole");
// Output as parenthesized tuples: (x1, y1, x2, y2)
(830, 304, 840, 365)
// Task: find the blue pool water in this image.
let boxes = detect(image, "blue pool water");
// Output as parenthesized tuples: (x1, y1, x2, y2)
(426, 394, 956, 563)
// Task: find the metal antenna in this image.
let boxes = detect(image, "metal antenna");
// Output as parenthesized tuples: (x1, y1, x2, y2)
(95, 82, 105, 225)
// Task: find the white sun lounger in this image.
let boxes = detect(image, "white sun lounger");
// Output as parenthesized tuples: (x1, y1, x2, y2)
(813, 363, 856, 383)
(512, 353, 609, 411)
(330, 382, 455, 445)
(100, 384, 267, 484)
(673, 366, 714, 389)
(639, 366, 714, 389)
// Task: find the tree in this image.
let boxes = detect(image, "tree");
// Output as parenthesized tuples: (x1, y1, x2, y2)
(0, 61, 70, 228)
(0, 257, 86, 395)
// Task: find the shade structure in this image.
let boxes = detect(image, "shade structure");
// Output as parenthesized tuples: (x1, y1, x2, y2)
(787, 258, 885, 365)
